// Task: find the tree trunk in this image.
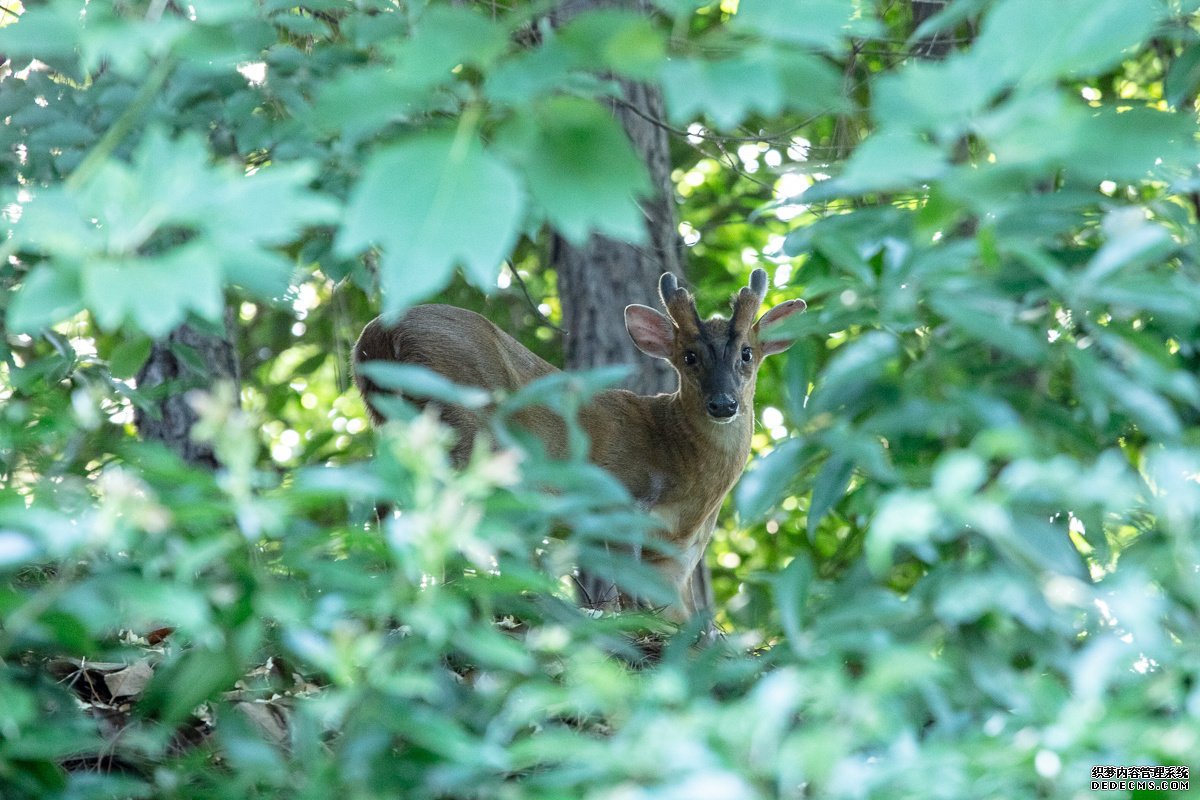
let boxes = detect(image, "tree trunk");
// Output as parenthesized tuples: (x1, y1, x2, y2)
(134, 314, 239, 468)
(550, 4, 714, 617)
(911, 0, 954, 59)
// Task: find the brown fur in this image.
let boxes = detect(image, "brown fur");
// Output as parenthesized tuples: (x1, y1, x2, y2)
(353, 272, 804, 617)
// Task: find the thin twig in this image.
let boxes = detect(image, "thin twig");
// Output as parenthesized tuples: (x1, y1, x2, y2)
(611, 94, 830, 147)
(506, 261, 566, 335)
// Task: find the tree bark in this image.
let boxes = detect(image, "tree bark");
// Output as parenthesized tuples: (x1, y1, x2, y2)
(911, 0, 955, 59)
(134, 314, 239, 468)
(550, 3, 713, 616)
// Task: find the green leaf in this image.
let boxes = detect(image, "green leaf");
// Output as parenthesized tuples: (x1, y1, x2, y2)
(483, 41, 615, 107)
(807, 128, 948, 199)
(974, 0, 1162, 85)
(807, 454, 853, 536)
(1101, 364, 1182, 441)
(391, 5, 508, 89)
(927, 292, 1047, 363)
(872, 54, 1007, 135)
(140, 647, 244, 726)
(1063, 107, 1196, 183)
(336, 133, 524, 316)
(309, 66, 429, 142)
(7, 265, 84, 334)
(0, 5, 81, 65)
(451, 627, 535, 673)
(807, 332, 899, 415)
(202, 162, 337, 248)
(495, 97, 652, 245)
(354, 363, 491, 409)
(735, 438, 805, 524)
(661, 50, 780, 130)
(733, 0, 881, 53)
(1165, 42, 1200, 107)
(867, 490, 942, 572)
(1082, 212, 1175, 285)
(83, 248, 224, 337)
(10, 187, 102, 259)
(108, 336, 154, 379)
(773, 554, 814, 651)
(558, 9, 667, 80)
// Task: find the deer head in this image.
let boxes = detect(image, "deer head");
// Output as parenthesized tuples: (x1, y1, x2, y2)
(624, 269, 807, 424)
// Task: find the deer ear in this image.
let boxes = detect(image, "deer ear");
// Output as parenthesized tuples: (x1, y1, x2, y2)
(755, 298, 807, 356)
(625, 304, 675, 359)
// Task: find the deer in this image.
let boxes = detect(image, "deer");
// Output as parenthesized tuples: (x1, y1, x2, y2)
(352, 269, 806, 619)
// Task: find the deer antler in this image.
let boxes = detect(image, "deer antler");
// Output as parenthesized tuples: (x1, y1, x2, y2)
(659, 272, 703, 335)
(730, 268, 768, 334)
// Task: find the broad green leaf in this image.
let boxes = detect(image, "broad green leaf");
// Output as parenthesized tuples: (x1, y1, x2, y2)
(0, 4, 81, 64)
(500, 366, 630, 414)
(336, 133, 524, 316)
(389, 5, 508, 89)
(927, 292, 1047, 363)
(806, 453, 853, 535)
(141, 647, 245, 726)
(108, 336, 154, 379)
(9, 188, 101, 259)
(807, 128, 948, 199)
(662, 52, 780, 130)
(999, 514, 1088, 578)
(872, 53, 1007, 135)
(773, 554, 814, 652)
(354, 363, 491, 409)
(309, 66, 429, 142)
(735, 438, 805, 523)
(1067, 107, 1199, 182)
(201, 162, 336, 247)
(867, 490, 942, 572)
(974, 0, 1162, 86)
(807, 332, 899, 415)
(1082, 212, 1174, 285)
(977, 99, 1195, 184)
(1101, 364, 1183, 441)
(7, 264, 84, 334)
(1088, 275, 1200, 326)
(483, 41, 616, 106)
(451, 627, 535, 673)
(272, 12, 332, 38)
(1165, 42, 1200, 108)
(83, 248, 224, 336)
(171, 20, 277, 71)
(558, 9, 666, 80)
(495, 97, 652, 245)
(733, 0, 881, 53)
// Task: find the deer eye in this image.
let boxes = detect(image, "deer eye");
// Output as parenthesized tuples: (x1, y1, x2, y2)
(741, 346, 753, 363)
(683, 351, 698, 366)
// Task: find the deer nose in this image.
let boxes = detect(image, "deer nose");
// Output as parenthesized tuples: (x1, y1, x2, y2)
(706, 394, 739, 419)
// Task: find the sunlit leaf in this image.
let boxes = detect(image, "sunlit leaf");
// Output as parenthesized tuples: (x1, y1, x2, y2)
(495, 97, 651, 245)
(735, 438, 805, 524)
(355, 362, 491, 409)
(806, 453, 853, 536)
(337, 133, 524, 316)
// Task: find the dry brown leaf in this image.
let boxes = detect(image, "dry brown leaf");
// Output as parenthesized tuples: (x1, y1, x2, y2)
(103, 660, 154, 700)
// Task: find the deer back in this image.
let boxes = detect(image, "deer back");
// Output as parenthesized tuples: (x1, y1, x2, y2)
(354, 304, 564, 463)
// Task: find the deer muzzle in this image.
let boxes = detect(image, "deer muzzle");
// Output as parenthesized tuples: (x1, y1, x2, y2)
(705, 393, 739, 421)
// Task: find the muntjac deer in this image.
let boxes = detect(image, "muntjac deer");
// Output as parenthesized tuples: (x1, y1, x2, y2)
(353, 269, 806, 618)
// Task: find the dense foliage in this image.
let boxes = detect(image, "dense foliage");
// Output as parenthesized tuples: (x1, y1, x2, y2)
(2, 0, 1200, 798)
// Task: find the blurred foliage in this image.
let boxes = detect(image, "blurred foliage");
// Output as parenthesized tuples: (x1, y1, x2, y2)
(2, 0, 1200, 798)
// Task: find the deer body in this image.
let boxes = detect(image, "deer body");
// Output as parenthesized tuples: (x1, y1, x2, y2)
(353, 271, 805, 616)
